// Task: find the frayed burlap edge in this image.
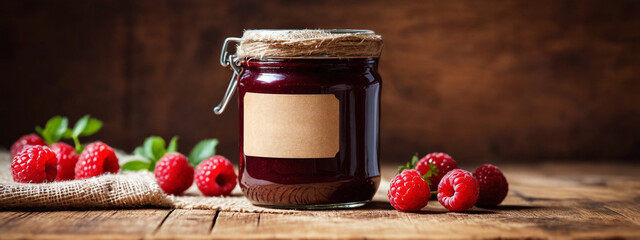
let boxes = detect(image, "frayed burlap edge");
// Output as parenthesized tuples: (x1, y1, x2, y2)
(0, 172, 172, 209)
(236, 29, 383, 59)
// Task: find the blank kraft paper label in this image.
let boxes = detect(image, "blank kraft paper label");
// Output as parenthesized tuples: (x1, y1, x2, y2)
(244, 93, 339, 158)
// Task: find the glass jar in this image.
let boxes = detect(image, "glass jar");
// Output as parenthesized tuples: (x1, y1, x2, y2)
(214, 30, 382, 209)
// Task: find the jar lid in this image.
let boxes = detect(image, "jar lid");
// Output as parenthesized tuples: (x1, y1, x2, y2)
(236, 29, 383, 59)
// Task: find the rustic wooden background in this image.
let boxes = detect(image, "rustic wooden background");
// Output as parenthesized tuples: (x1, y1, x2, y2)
(1, 0, 639, 164)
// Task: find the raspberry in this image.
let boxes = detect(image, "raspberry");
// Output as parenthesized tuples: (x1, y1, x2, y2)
(75, 142, 120, 180)
(11, 145, 58, 183)
(194, 156, 237, 196)
(388, 169, 430, 212)
(154, 152, 194, 195)
(416, 152, 458, 191)
(437, 169, 479, 212)
(473, 164, 509, 207)
(50, 142, 79, 181)
(10, 134, 47, 157)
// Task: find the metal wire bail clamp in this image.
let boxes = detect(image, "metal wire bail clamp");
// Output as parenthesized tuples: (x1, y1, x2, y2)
(213, 37, 242, 115)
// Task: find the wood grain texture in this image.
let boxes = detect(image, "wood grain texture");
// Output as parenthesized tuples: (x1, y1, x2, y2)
(208, 163, 640, 239)
(0, 163, 638, 239)
(0, 209, 171, 239)
(153, 209, 217, 239)
(1, 0, 639, 163)
(210, 211, 260, 237)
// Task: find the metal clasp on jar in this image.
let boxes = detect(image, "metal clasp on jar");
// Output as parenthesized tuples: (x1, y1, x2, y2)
(213, 37, 242, 115)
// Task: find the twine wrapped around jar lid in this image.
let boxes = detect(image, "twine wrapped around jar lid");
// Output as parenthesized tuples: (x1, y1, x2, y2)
(236, 29, 383, 59)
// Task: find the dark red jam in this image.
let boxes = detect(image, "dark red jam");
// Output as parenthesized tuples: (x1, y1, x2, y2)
(238, 58, 381, 207)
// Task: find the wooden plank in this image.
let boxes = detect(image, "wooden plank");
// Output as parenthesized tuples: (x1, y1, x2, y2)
(254, 209, 417, 239)
(0, 212, 31, 228)
(209, 164, 640, 239)
(497, 165, 640, 238)
(502, 164, 640, 203)
(605, 201, 640, 225)
(0, 209, 170, 240)
(210, 211, 260, 238)
(210, 200, 640, 239)
(210, 205, 549, 239)
(211, 202, 433, 239)
(0, 163, 638, 239)
(152, 209, 218, 239)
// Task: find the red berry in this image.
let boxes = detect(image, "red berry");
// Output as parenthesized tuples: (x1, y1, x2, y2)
(437, 169, 479, 212)
(11, 145, 58, 183)
(473, 164, 509, 207)
(75, 142, 120, 180)
(154, 152, 194, 195)
(388, 169, 430, 212)
(416, 152, 458, 191)
(50, 142, 79, 181)
(194, 156, 237, 196)
(10, 134, 47, 157)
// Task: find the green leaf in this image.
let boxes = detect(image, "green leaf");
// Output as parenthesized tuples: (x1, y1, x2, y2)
(72, 115, 90, 137)
(396, 154, 420, 175)
(35, 126, 44, 136)
(80, 118, 103, 136)
(121, 160, 151, 171)
(41, 116, 69, 144)
(424, 177, 433, 186)
(411, 155, 419, 165)
(425, 162, 439, 178)
(396, 162, 412, 175)
(133, 146, 152, 160)
(421, 162, 440, 186)
(54, 117, 69, 142)
(72, 136, 83, 154)
(62, 129, 73, 139)
(188, 139, 218, 166)
(70, 115, 103, 137)
(167, 136, 179, 152)
(144, 136, 166, 161)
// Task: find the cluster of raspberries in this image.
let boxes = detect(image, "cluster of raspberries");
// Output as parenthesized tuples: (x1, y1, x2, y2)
(154, 152, 237, 197)
(388, 152, 509, 212)
(10, 134, 119, 182)
(9, 134, 237, 197)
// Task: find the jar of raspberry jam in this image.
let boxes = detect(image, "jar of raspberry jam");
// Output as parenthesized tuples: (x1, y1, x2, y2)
(214, 30, 382, 209)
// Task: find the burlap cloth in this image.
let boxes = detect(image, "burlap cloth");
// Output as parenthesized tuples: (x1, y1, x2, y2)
(0, 151, 389, 212)
(236, 29, 383, 59)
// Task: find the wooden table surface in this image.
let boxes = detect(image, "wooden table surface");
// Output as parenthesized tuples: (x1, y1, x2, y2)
(0, 163, 639, 239)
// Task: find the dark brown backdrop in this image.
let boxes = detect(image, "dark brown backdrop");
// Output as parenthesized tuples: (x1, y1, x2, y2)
(1, 0, 639, 164)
